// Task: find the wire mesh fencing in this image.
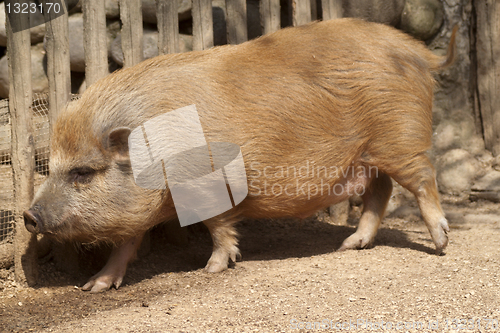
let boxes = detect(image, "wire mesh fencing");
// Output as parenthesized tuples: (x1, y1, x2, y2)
(0, 93, 56, 267)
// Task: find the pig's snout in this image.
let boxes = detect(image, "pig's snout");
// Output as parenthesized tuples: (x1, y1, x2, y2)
(24, 209, 44, 234)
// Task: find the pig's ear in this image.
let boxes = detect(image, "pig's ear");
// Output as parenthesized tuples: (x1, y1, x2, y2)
(105, 127, 131, 159)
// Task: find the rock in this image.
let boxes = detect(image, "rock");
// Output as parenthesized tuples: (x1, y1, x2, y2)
(433, 119, 484, 155)
(66, 14, 85, 72)
(0, 242, 14, 269)
(470, 169, 500, 202)
(106, 0, 120, 19)
(388, 204, 421, 220)
(329, 201, 349, 225)
(385, 182, 414, 216)
(341, 0, 406, 26)
(472, 169, 500, 192)
(111, 29, 193, 66)
(493, 155, 500, 171)
(44, 14, 118, 73)
(106, 20, 122, 43)
(436, 149, 482, 195)
(433, 122, 456, 151)
(475, 150, 495, 170)
(0, 2, 46, 47)
(0, 43, 49, 99)
(470, 169, 500, 203)
(280, 0, 404, 27)
(401, 0, 444, 40)
(142, 0, 192, 24)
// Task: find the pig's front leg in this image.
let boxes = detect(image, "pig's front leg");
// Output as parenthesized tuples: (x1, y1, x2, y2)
(203, 216, 240, 273)
(82, 233, 144, 293)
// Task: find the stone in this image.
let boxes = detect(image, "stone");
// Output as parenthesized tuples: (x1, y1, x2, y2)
(0, 42, 49, 99)
(66, 14, 85, 72)
(385, 183, 414, 216)
(111, 29, 193, 66)
(329, 201, 349, 225)
(106, 0, 120, 19)
(142, 0, 192, 24)
(44, 14, 118, 73)
(341, 0, 406, 26)
(401, 0, 444, 40)
(436, 149, 482, 195)
(470, 169, 500, 203)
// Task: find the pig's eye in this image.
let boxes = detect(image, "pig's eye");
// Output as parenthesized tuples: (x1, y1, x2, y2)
(69, 167, 96, 184)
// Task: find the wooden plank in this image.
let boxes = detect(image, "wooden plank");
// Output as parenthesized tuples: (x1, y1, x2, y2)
(5, 3, 38, 286)
(475, 0, 500, 155)
(226, 0, 247, 44)
(321, 0, 343, 20)
(157, 0, 180, 55)
(290, 0, 312, 26)
(43, 3, 71, 132)
(192, 0, 214, 50)
(82, 0, 108, 86)
(260, 0, 280, 35)
(120, 0, 144, 67)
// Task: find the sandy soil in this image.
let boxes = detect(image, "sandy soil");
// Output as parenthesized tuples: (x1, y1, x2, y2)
(1, 197, 499, 333)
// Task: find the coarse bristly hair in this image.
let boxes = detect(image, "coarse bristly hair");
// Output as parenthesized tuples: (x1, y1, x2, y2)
(34, 18, 456, 263)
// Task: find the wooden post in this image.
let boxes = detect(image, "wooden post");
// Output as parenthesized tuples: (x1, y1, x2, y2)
(290, 0, 312, 26)
(260, 0, 280, 35)
(157, 0, 180, 55)
(44, 2, 71, 132)
(82, 0, 108, 86)
(475, 0, 500, 156)
(192, 0, 214, 50)
(321, 0, 343, 20)
(42, 4, 78, 278)
(5, 3, 38, 286)
(226, 0, 247, 44)
(120, 0, 144, 67)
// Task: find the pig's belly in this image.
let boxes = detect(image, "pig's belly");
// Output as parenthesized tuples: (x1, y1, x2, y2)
(241, 173, 370, 219)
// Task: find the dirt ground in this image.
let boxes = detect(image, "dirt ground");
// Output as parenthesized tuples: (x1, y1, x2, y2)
(1, 196, 499, 333)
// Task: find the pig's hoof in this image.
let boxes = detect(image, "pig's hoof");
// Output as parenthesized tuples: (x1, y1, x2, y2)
(82, 273, 123, 293)
(338, 233, 374, 251)
(205, 260, 228, 273)
(205, 246, 240, 273)
(433, 218, 449, 255)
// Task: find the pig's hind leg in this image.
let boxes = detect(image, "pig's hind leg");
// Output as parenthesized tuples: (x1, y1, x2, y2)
(82, 233, 144, 292)
(338, 172, 393, 251)
(388, 154, 449, 254)
(203, 216, 240, 273)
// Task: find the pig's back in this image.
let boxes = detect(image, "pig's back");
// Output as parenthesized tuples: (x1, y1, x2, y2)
(73, 18, 439, 185)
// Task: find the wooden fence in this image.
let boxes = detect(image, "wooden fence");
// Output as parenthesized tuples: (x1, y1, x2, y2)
(3, 0, 343, 286)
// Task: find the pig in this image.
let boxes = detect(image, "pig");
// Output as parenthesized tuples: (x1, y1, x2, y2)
(23, 18, 457, 292)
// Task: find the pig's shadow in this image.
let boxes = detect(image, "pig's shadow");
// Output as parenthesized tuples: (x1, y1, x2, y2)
(118, 217, 436, 287)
